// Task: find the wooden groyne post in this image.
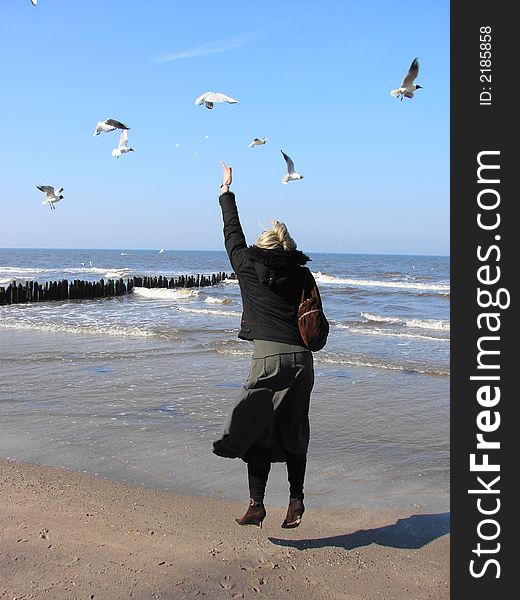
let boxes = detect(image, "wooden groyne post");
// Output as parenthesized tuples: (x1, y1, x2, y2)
(0, 272, 235, 306)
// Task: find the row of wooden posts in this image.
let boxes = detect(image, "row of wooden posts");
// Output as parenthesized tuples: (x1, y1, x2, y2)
(0, 272, 235, 305)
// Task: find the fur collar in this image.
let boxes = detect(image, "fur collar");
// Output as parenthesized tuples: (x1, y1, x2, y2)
(246, 245, 310, 271)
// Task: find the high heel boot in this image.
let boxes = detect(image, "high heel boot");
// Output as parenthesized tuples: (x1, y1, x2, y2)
(281, 498, 305, 528)
(235, 499, 266, 528)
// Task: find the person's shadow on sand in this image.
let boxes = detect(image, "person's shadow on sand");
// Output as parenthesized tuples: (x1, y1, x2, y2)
(269, 512, 450, 551)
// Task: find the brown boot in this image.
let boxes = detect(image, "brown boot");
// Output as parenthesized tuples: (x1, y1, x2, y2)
(281, 498, 305, 528)
(235, 499, 266, 528)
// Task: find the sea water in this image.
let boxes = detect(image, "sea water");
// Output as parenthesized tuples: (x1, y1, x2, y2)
(0, 248, 449, 510)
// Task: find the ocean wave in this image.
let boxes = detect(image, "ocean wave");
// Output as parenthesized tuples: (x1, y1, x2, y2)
(361, 313, 450, 331)
(204, 296, 233, 305)
(0, 265, 130, 279)
(174, 306, 241, 318)
(312, 271, 450, 292)
(0, 320, 153, 338)
(0, 266, 56, 275)
(215, 345, 449, 376)
(132, 287, 200, 300)
(335, 324, 449, 342)
(104, 268, 132, 278)
(315, 351, 449, 376)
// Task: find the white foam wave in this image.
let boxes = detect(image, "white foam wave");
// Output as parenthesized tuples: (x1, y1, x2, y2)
(335, 323, 449, 342)
(175, 306, 241, 318)
(315, 353, 449, 376)
(104, 268, 131, 278)
(312, 272, 450, 292)
(0, 320, 152, 338)
(1, 265, 132, 279)
(204, 296, 233, 305)
(0, 266, 55, 276)
(361, 313, 450, 331)
(132, 287, 200, 300)
(215, 347, 251, 357)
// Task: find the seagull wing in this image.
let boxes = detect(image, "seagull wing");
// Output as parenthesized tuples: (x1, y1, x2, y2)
(204, 92, 239, 104)
(55, 187, 64, 195)
(402, 58, 419, 87)
(37, 185, 54, 194)
(195, 92, 213, 105)
(118, 129, 129, 150)
(106, 118, 129, 130)
(281, 151, 295, 174)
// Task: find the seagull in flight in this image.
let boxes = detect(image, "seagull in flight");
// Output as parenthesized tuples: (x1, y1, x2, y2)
(37, 185, 64, 210)
(281, 151, 304, 184)
(248, 137, 268, 148)
(93, 118, 130, 136)
(390, 58, 422, 100)
(194, 92, 239, 110)
(112, 129, 134, 158)
(31, 0, 38, 5)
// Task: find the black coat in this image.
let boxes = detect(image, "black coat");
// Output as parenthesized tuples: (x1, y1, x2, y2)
(219, 191, 317, 345)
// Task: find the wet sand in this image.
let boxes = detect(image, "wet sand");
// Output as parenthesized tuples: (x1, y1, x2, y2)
(0, 458, 449, 600)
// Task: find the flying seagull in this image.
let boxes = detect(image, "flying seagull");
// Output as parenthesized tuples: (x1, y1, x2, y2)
(390, 58, 422, 100)
(112, 129, 134, 158)
(37, 185, 64, 210)
(194, 92, 239, 110)
(93, 118, 130, 136)
(281, 151, 304, 184)
(248, 137, 268, 148)
(31, 0, 38, 5)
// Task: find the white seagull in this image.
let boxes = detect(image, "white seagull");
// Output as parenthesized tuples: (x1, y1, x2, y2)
(93, 118, 130, 136)
(31, 0, 38, 5)
(281, 151, 304, 184)
(248, 137, 268, 148)
(194, 92, 239, 110)
(112, 129, 134, 158)
(37, 185, 64, 210)
(390, 58, 422, 100)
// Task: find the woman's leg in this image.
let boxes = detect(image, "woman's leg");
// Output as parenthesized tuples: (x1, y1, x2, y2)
(286, 451, 307, 501)
(281, 451, 307, 528)
(245, 445, 271, 504)
(236, 445, 270, 527)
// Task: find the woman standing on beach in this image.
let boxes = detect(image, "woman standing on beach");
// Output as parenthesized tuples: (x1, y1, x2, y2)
(213, 161, 323, 529)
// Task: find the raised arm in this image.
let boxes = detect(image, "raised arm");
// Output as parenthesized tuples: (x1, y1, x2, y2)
(219, 161, 248, 273)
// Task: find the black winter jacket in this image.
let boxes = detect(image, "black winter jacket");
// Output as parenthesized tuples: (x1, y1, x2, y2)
(219, 191, 318, 345)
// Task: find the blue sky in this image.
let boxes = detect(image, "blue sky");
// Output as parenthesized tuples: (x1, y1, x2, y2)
(1, 0, 449, 255)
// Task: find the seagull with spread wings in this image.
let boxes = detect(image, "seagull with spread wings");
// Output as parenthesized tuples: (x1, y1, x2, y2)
(390, 58, 422, 100)
(112, 129, 134, 158)
(281, 151, 304, 184)
(248, 137, 268, 148)
(93, 118, 130, 136)
(194, 92, 239, 110)
(37, 185, 64, 210)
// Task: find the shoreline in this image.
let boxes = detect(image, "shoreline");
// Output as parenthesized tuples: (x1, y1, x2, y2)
(0, 457, 450, 599)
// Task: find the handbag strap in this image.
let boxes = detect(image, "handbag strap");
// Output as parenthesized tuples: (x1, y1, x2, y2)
(300, 267, 320, 304)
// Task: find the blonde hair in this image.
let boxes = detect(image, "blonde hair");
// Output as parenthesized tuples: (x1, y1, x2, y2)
(255, 220, 297, 251)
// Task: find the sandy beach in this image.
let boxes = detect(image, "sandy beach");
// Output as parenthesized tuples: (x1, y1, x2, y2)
(0, 458, 449, 600)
